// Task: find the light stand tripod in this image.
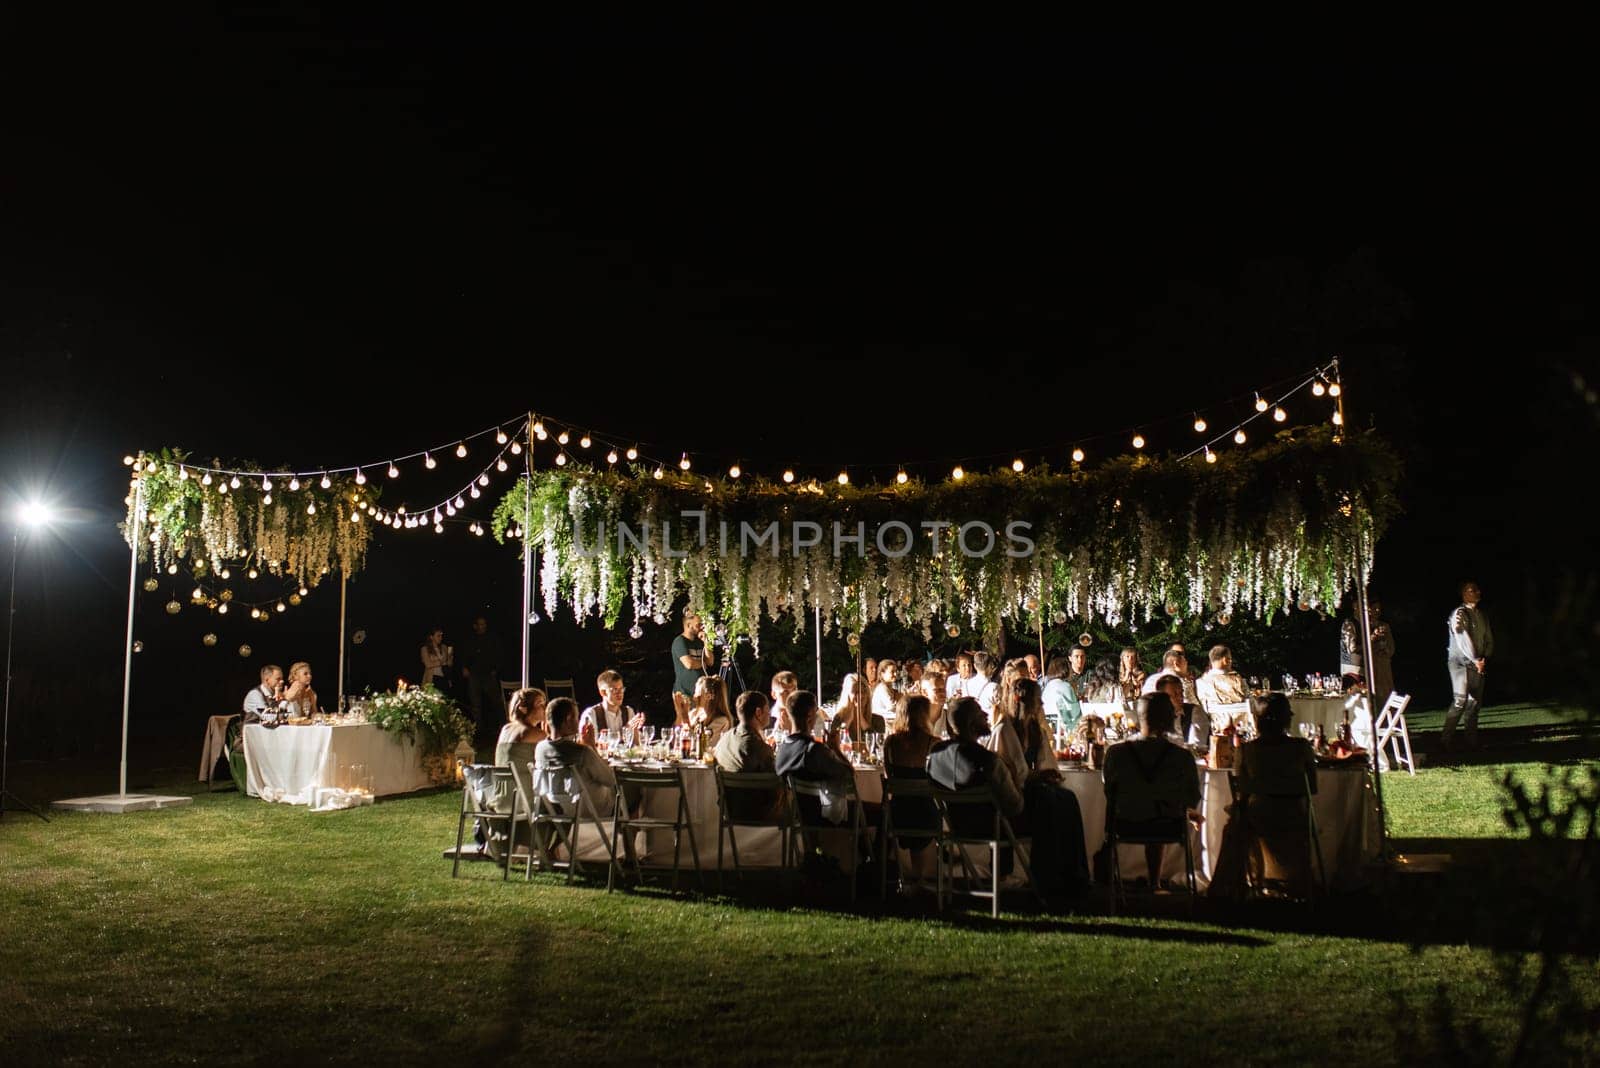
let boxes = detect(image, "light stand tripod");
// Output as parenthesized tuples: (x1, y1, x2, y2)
(3, 527, 48, 822)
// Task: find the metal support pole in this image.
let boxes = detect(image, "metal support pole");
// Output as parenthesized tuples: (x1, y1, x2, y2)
(119, 477, 144, 798)
(520, 413, 534, 688)
(337, 571, 348, 712)
(814, 602, 823, 698)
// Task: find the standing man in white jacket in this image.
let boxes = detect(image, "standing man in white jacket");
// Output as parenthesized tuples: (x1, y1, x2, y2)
(1443, 581, 1494, 752)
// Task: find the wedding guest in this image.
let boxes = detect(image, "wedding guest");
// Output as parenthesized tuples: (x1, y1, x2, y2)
(769, 669, 799, 731)
(1166, 643, 1202, 707)
(1196, 645, 1248, 709)
(534, 696, 617, 813)
(1102, 692, 1202, 888)
(1444, 581, 1493, 752)
(280, 661, 321, 718)
(992, 659, 1029, 722)
(419, 627, 453, 692)
(835, 672, 887, 739)
(872, 660, 901, 724)
(883, 693, 940, 887)
(863, 658, 879, 690)
(1118, 646, 1146, 704)
(928, 698, 1026, 874)
(1151, 673, 1203, 745)
(242, 663, 284, 722)
(579, 669, 644, 740)
(1023, 653, 1041, 681)
(1234, 693, 1319, 896)
(497, 687, 549, 763)
(1064, 645, 1092, 702)
(460, 616, 506, 738)
(1142, 649, 1199, 712)
(670, 610, 715, 701)
(970, 651, 999, 711)
(775, 691, 854, 825)
(1341, 598, 1396, 701)
(1041, 655, 1082, 733)
(714, 692, 784, 821)
(683, 675, 733, 744)
(904, 660, 924, 688)
(921, 665, 951, 735)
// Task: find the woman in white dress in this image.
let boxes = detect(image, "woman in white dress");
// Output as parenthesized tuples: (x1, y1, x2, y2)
(281, 661, 321, 718)
(871, 660, 900, 726)
(420, 627, 453, 691)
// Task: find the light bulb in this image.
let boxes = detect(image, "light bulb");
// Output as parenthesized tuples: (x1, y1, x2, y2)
(263, 493, 272, 505)
(456, 443, 467, 458)
(319, 474, 331, 489)
(219, 569, 230, 579)
(496, 429, 508, 444)
(478, 473, 489, 486)
(896, 469, 908, 484)
(555, 452, 568, 466)
(453, 496, 464, 509)
(178, 467, 188, 480)
(276, 602, 286, 613)
(952, 465, 965, 480)
(1205, 447, 1217, 464)
(1329, 382, 1342, 397)
(216, 482, 228, 495)
(1255, 393, 1269, 412)
(510, 441, 522, 455)
(1332, 411, 1344, 426)
(782, 469, 794, 483)
(579, 434, 591, 449)
(289, 477, 300, 491)
(1071, 448, 1085, 464)
(1234, 429, 1247, 445)
(192, 587, 204, 600)
(626, 445, 639, 461)
(607, 449, 619, 464)
(470, 486, 481, 498)
(557, 430, 570, 445)
(628, 623, 644, 640)
(123, 454, 135, 466)
(1011, 458, 1024, 473)
(251, 608, 261, 619)
(218, 603, 228, 614)
(248, 568, 258, 579)
(494, 458, 506, 471)
(425, 453, 436, 469)
(146, 460, 159, 472)
(229, 475, 241, 489)
(679, 454, 691, 471)
(728, 464, 741, 478)
(1132, 434, 1145, 449)
(262, 477, 272, 491)
(307, 503, 316, 515)
(201, 473, 213, 486)
(351, 511, 360, 522)
(298, 586, 308, 596)
(434, 524, 443, 534)
(1312, 379, 1327, 397)
(1193, 416, 1207, 433)
(837, 471, 849, 485)
(532, 420, 546, 439)
(355, 469, 367, 485)
(654, 466, 665, 480)
(1273, 406, 1287, 422)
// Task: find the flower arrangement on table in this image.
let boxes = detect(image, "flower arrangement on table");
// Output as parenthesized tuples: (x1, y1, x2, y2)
(364, 683, 473, 785)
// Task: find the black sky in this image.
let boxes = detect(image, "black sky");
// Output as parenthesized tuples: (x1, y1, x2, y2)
(2, 24, 1596, 752)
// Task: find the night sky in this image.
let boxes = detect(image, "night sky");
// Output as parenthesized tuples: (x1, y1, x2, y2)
(3, 25, 1595, 766)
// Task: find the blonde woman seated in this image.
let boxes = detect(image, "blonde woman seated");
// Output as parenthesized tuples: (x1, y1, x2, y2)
(833, 672, 887, 740)
(985, 679, 1091, 897)
(871, 660, 901, 726)
(1233, 693, 1319, 897)
(280, 662, 321, 718)
(920, 665, 950, 736)
(496, 688, 549, 766)
(680, 675, 733, 745)
(883, 694, 940, 888)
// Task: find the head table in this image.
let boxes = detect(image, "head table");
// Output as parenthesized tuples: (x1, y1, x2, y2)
(245, 722, 434, 805)
(552, 755, 1379, 890)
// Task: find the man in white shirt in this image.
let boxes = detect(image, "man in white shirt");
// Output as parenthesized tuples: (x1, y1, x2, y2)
(946, 652, 974, 700)
(242, 664, 284, 723)
(578, 669, 643, 740)
(1142, 649, 1200, 708)
(1195, 645, 1248, 710)
(969, 652, 998, 712)
(535, 697, 618, 815)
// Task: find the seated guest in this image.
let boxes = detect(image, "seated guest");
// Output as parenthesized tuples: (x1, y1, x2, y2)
(683, 675, 733, 745)
(1141, 648, 1196, 706)
(1233, 693, 1319, 896)
(769, 670, 799, 731)
(884, 694, 941, 886)
(921, 667, 951, 737)
(775, 690, 854, 825)
(985, 680, 1092, 895)
(905, 660, 923, 687)
(987, 678, 1060, 781)
(534, 696, 617, 814)
(1196, 644, 1248, 710)
(1118, 646, 1146, 704)
(970, 651, 999, 711)
(872, 660, 901, 724)
(242, 664, 285, 722)
(279, 662, 321, 718)
(834, 672, 887, 739)
(1149, 673, 1202, 746)
(1041, 654, 1082, 733)
(579, 669, 644, 741)
(928, 697, 1026, 844)
(1023, 653, 1041, 681)
(1064, 645, 1092, 703)
(1102, 692, 1202, 886)
(497, 688, 549, 764)
(714, 691, 785, 820)
(947, 652, 975, 699)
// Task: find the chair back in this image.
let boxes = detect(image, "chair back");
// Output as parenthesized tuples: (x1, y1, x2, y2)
(931, 783, 1003, 842)
(543, 678, 577, 702)
(882, 775, 935, 800)
(613, 767, 685, 791)
(714, 769, 790, 827)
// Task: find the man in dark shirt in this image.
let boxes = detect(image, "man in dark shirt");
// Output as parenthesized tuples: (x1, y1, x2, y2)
(670, 610, 716, 700)
(774, 690, 853, 825)
(459, 615, 505, 738)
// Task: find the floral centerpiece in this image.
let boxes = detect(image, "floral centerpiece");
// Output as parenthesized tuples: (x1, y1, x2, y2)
(364, 683, 473, 785)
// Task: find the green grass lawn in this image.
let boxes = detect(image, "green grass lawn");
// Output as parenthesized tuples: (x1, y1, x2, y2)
(2, 704, 1595, 1066)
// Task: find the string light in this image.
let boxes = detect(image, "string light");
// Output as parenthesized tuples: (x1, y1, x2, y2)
(653, 465, 665, 480)
(456, 442, 468, 458)
(1234, 429, 1247, 445)
(307, 503, 316, 515)
(248, 568, 259, 579)
(496, 429, 508, 444)
(424, 453, 436, 469)
(1255, 393, 1269, 413)
(952, 465, 965, 480)
(1331, 411, 1344, 426)
(555, 452, 568, 466)
(1205, 447, 1217, 464)
(579, 433, 591, 449)
(1071, 448, 1085, 464)
(837, 470, 849, 485)
(1132, 434, 1145, 449)
(1328, 382, 1341, 397)
(728, 464, 741, 479)
(1193, 415, 1207, 433)
(469, 486, 481, 498)
(201, 473, 213, 486)
(453, 496, 464, 509)
(509, 440, 522, 455)
(319, 474, 331, 489)
(178, 467, 188, 480)
(217, 481, 228, 495)
(1273, 406, 1287, 423)
(782, 469, 794, 483)
(497, 458, 509, 471)
(478, 473, 489, 486)
(1312, 378, 1327, 397)
(262, 476, 272, 492)
(276, 602, 286, 613)
(896, 469, 908, 484)
(355, 468, 367, 485)
(678, 453, 691, 471)
(228, 475, 241, 489)
(532, 419, 546, 439)
(123, 455, 134, 466)
(607, 449, 619, 464)
(1011, 458, 1025, 473)
(626, 446, 639, 461)
(388, 462, 401, 478)
(557, 430, 570, 446)
(263, 493, 273, 505)
(289, 477, 300, 491)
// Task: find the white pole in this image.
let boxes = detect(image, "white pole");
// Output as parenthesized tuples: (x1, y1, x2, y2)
(520, 479, 532, 689)
(336, 571, 347, 712)
(813, 602, 822, 697)
(119, 478, 143, 798)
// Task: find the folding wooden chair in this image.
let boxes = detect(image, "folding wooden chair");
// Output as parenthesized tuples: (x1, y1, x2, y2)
(713, 769, 795, 892)
(931, 784, 1045, 917)
(1105, 786, 1198, 915)
(879, 774, 939, 899)
(1228, 770, 1327, 902)
(1373, 692, 1415, 774)
(786, 774, 869, 903)
(452, 765, 517, 879)
(513, 760, 621, 884)
(609, 766, 704, 893)
(543, 678, 577, 702)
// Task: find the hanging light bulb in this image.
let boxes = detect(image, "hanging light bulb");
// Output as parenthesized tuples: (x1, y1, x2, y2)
(192, 586, 205, 600)
(201, 472, 213, 486)
(289, 477, 300, 491)
(434, 523, 443, 534)
(146, 460, 159, 472)
(178, 467, 188, 480)
(1255, 393, 1269, 412)
(469, 485, 481, 499)
(532, 419, 546, 439)
(298, 585, 308, 597)
(248, 568, 259, 579)
(653, 465, 665, 480)
(510, 440, 522, 455)
(355, 468, 367, 485)
(837, 470, 849, 485)
(453, 496, 464, 509)
(782, 469, 794, 484)
(425, 453, 437, 470)
(1312, 378, 1327, 397)
(319, 474, 331, 489)
(1131, 434, 1146, 449)
(1331, 410, 1344, 426)
(250, 607, 261, 619)
(555, 452, 568, 466)
(1328, 381, 1342, 397)
(262, 476, 272, 492)
(557, 430, 570, 446)
(456, 442, 468, 458)
(1273, 406, 1287, 423)
(679, 453, 691, 471)
(728, 464, 741, 479)
(1193, 415, 1207, 433)
(478, 473, 489, 486)
(217, 603, 228, 615)
(1234, 429, 1247, 445)
(896, 469, 908, 484)
(227, 475, 240, 489)
(1071, 447, 1085, 464)
(496, 429, 508, 445)
(952, 465, 965, 480)
(219, 569, 230, 580)
(262, 492, 273, 505)
(351, 511, 361, 522)
(1205, 447, 1217, 464)
(123, 454, 135, 466)
(497, 457, 509, 471)
(167, 563, 179, 575)
(606, 449, 619, 464)
(626, 445, 639, 461)
(579, 433, 592, 449)
(276, 601, 286, 613)
(1011, 458, 1025, 473)
(628, 623, 644, 640)
(216, 481, 228, 495)
(306, 502, 316, 515)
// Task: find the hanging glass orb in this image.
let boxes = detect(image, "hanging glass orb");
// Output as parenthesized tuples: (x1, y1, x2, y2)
(1217, 612, 1232, 626)
(527, 610, 540, 625)
(133, 640, 144, 653)
(288, 593, 302, 606)
(1025, 597, 1039, 612)
(1165, 602, 1179, 615)
(652, 613, 668, 626)
(628, 623, 644, 640)
(946, 623, 960, 638)
(846, 632, 860, 648)
(352, 630, 367, 645)
(165, 599, 182, 615)
(1078, 632, 1094, 647)
(1053, 610, 1068, 625)
(142, 577, 159, 592)
(238, 644, 252, 658)
(202, 633, 218, 647)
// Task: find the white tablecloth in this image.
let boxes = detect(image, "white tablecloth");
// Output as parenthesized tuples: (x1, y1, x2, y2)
(245, 723, 433, 805)
(1289, 696, 1350, 735)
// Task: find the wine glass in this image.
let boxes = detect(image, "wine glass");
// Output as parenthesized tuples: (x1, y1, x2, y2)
(641, 725, 655, 750)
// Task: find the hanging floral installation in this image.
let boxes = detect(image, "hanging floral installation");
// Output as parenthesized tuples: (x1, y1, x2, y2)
(121, 449, 376, 587)
(493, 427, 1401, 649)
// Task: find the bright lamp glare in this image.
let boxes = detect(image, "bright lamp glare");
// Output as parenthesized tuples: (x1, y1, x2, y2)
(19, 501, 54, 527)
